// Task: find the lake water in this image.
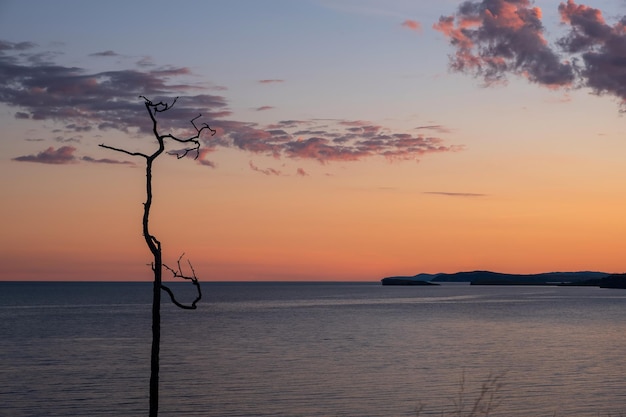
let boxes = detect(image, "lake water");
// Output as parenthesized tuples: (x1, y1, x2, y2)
(1, 281, 626, 416)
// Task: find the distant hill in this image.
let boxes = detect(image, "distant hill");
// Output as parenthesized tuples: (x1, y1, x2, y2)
(380, 278, 439, 286)
(559, 273, 626, 289)
(381, 270, 612, 286)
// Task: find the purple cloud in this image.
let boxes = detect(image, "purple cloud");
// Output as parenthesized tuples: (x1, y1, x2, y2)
(249, 161, 282, 176)
(423, 191, 487, 198)
(207, 118, 459, 164)
(2, 41, 459, 168)
(0, 43, 229, 136)
(136, 56, 155, 67)
(415, 124, 453, 134)
(436, 1, 626, 107)
(0, 40, 37, 51)
(13, 146, 77, 164)
(81, 155, 135, 165)
(557, 1, 626, 104)
(90, 50, 120, 57)
(434, 0, 575, 87)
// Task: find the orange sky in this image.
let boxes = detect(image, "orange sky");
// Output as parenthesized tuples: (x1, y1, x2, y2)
(1, 1, 626, 281)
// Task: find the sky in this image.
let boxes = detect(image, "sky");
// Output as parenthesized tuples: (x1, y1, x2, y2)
(1, 0, 626, 282)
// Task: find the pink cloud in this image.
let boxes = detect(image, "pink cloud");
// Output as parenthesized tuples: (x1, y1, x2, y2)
(401, 20, 422, 32)
(559, 0, 605, 25)
(258, 79, 284, 84)
(434, 0, 574, 87)
(209, 118, 458, 164)
(437, 1, 626, 107)
(196, 148, 217, 168)
(255, 106, 274, 111)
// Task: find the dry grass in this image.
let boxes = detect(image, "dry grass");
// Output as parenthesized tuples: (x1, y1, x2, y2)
(414, 372, 626, 417)
(415, 372, 505, 417)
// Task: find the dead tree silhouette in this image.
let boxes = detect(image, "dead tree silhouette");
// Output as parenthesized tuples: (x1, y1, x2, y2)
(100, 96, 215, 417)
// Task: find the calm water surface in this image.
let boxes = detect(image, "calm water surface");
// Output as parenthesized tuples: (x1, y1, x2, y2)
(1, 281, 626, 416)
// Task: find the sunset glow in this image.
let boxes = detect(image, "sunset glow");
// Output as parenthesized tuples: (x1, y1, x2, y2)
(1, 0, 626, 281)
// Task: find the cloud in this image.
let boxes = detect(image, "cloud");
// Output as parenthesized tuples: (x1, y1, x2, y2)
(557, 0, 626, 103)
(136, 56, 155, 67)
(423, 191, 487, 197)
(0, 40, 37, 51)
(401, 19, 422, 32)
(258, 79, 284, 84)
(255, 106, 274, 111)
(54, 135, 80, 143)
(0, 44, 230, 136)
(434, 0, 575, 87)
(296, 168, 309, 176)
(544, 92, 572, 104)
(89, 50, 120, 57)
(249, 161, 282, 176)
(415, 124, 453, 134)
(196, 147, 217, 168)
(81, 155, 135, 165)
(13, 146, 77, 164)
(436, 1, 626, 106)
(2, 40, 459, 168)
(208, 118, 459, 164)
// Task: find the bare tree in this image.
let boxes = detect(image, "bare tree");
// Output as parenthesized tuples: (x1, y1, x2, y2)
(100, 96, 215, 417)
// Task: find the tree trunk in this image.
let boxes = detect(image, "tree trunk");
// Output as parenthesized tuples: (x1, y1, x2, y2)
(149, 262, 161, 417)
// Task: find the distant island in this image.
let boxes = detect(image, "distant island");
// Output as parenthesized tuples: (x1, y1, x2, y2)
(381, 271, 626, 288)
(379, 278, 439, 286)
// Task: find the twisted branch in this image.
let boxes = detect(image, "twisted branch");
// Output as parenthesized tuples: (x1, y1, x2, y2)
(162, 254, 202, 310)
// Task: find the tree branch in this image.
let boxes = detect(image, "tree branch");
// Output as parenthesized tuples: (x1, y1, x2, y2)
(98, 143, 149, 159)
(162, 254, 202, 310)
(139, 95, 179, 112)
(162, 114, 216, 160)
